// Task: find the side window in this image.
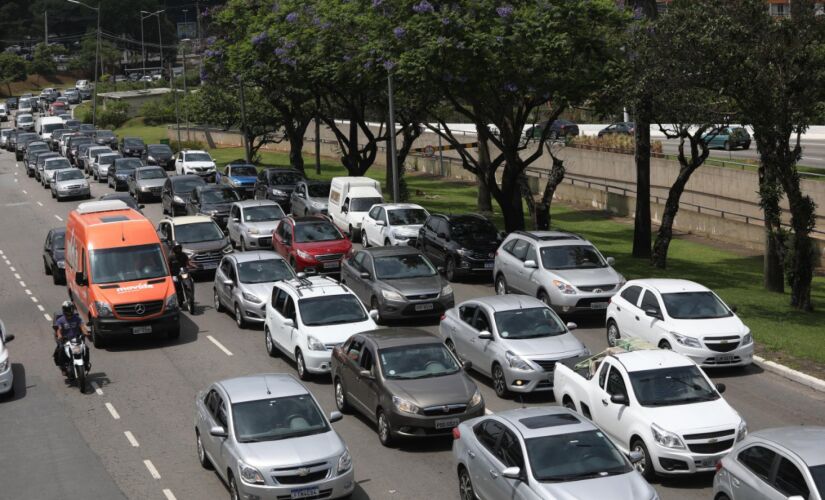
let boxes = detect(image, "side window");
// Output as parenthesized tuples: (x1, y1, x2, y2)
(425, 218, 436, 231)
(598, 362, 609, 389)
(511, 240, 529, 261)
(640, 290, 662, 315)
(353, 251, 366, 270)
(361, 254, 374, 274)
(230, 206, 240, 220)
(525, 244, 538, 264)
(204, 390, 216, 414)
(497, 429, 525, 469)
(359, 348, 375, 374)
(459, 305, 477, 325)
(368, 206, 381, 219)
(272, 288, 287, 309)
(219, 258, 231, 276)
(227, 263, 237, 283)
(216, 403, 228, 428)
(620, 285, 642, 305)
(282, 296, 296, 322)
(258, 170, 266, 181)
(378, 207, 387, 223)
(345, 338, 364, 362)
(473, 309, 492, 333)
(605, 366, 628, 399)
(502, 239, 517, 254)
(774, 457, 809, 499)
(738, 446, 777, 482)
(475, 420, 505, 454)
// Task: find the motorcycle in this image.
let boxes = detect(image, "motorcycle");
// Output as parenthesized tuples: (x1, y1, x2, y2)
(63, 337, 88, 394)
(175, 267, 196, 314)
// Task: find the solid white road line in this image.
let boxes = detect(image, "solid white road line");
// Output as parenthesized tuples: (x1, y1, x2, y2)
(207, 335, 233, 356)
(105, 402, 121, 420)
(54, 215, 63, 221)
(90, 381, 103, 395)
(143, 459, 161, 479)
(124, 431, 140, 447)
(163, 489, 177, 500)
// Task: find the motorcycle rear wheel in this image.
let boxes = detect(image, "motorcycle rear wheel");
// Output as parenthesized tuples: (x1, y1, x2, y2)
(75, 364, 86, 394)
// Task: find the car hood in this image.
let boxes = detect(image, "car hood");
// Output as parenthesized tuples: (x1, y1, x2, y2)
(238, 430, 344, 469)
(239, 282, 279, 302)
(296, 239, 351, 254)
(136, 178, 166, 189)
(200, 203, 233, 214)
(643, 398, 742, 435)
(246, 220, 281, 234)
(384, 371, 475, 407)
(228, 175, 257, 185)
(534, 471, 655, 500)
(305, 318, 376, 343)
(308, 197, 328, 206)
(185, 161, 216, 169)
(92, 278, 174, 306)
(381, 276, 442, 296)
(182, 238, 229, 252)
(504, 332, 587, 358)
(53, 248, 65, 263)
(665, 316, 747, 339)
(55, 179, 89, 188)
(454, 239, 499, 254)
(552, 267, 622, 287)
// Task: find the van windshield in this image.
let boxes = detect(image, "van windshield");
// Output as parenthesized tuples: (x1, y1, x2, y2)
(43, 123, 63, 133)
(90, 244, 168, 284)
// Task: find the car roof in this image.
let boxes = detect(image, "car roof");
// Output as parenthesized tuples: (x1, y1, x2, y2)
(44, 156, 69, 163)
(461, 294, 547, 312)
(611, 349, 695, 372)
(496, 406, 597, 439)
(170, 174, 203, 183)
(626, 279, 709, 294)
(372, 203, 424, 210)
(435, 213, 492, 224)
(234, 199, 279, 208)
(291, 216, 330, 224)
(360, 246, 422, 257)
(169, 215, 213, 225)
(230, 250, 285, 264)
(508, 230, 586, 246)
(277, 275, 352, 298)
(750, 427, 825, 466)
(361, 328, 442, 348)
(217, 373, 308, 404)
(135, 165, 164, 171)
(49, 226, 66, 235)
(182, 149, 209, 155)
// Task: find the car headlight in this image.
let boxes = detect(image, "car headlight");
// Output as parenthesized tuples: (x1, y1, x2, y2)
(271, 188, 286, 196)
(337, 449, 352, 475)
(469, 389, 483, 407)
(552, 279, 576, 295)
(165, 293, 179, 311)
(456, 248, 469, 257)
(57, 260, 65, 269)
(382, 289, 404, 301)
(95, 301, 114, 318)
(392, 395, 420, 414)
(505, 350, 533, 371)
(140, 186, 150, 191)
(296, 249, 314, 260)
(618, 274, 627, 285)
(307, 335, 325, 351)
(238, 461, 265, 485)
(173, 195, 184, 204)
(242, 292, 262, 304)
(736, 420, 748, 442)
(742, 331, 753, 345)
(391, 230, 407, 240)
(441, 284, 453, 296)
(670, 331, 702, 348)
(147, 156, 155, 163)
(651, 423, 685, 449)
(0, 357, 9, 372)
(247, 226, 260, 235)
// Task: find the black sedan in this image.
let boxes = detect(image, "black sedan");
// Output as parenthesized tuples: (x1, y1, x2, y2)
(43, 227, 66, 285)
(119, 137, 146, 158)
(99, 193, 144, 213)
(161, 175, 206, 216)
(143, 143, 174, 170)
(253, 168, 306, 213)
(107, 158, 142, 191)
(417, 213, 502, 282)
(523, 119, 580, 141)
(185, 185, 241, 230)
(598, 121, 635, 137)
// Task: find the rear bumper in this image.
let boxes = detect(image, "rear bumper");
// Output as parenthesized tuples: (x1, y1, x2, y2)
(92, 311, 180, 337)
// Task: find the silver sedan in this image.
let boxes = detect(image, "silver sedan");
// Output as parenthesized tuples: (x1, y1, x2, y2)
(127, 166, 168, 202)
(51, 168, 91, 201)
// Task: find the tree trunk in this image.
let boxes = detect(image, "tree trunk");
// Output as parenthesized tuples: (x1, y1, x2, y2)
(757, 151, 785, 293)
(476, 127, 493, 214)
(651, 170, 691, 269)
(536, 156, 566, 229)
(496, 173, 526, 232)
(285, 127, 305, 174)
(632, 99, 652, 258)
(781, 174, 816, 311)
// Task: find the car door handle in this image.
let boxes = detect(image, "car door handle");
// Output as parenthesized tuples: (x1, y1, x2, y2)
(601, 399, 609, 406)
(468, 451, 476, 459)
(635, 316, 639, 321)
(731, 477, 740, 488)
(616, 306, 621, 312)
(489, 469, 499, 479)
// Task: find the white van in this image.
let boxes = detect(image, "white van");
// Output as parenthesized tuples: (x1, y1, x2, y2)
(327, 176, 384, 240)
(0, 103, 7, 122)
(76, 80, 89, 90)
(38, 116, 65, 141)
(18, 98, 33, 114)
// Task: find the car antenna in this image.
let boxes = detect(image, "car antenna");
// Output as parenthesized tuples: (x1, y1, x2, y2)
(264, 375, 272, 395)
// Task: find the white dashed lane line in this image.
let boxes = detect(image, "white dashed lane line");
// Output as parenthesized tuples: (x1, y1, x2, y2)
(143, 459, 161, 479)
(207, 335, 233, 356)
(163, 489, 177, 500)
(90, 381, 103, 395)
(54, 215, 63, 221)
(37, 304, 45, 311)
(44, 313, 52, 321)
(36, 201, 43, 207)
(9, 266, 15, 272)
(13, 273, 20, 279)
(105, 402, 121, 420)
(124, 431, 140, 448)
(21, 190, 27, 195)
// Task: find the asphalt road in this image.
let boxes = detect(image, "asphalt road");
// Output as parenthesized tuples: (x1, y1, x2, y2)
(1, 147, 825, 500)
(659, 138, 825, 171)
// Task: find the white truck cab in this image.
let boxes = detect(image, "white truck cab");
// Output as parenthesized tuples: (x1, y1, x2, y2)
(327, 176, 384, 240)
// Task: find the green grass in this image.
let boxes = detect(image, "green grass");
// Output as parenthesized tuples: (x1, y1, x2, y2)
(121, 125, 825, 368)
(114, 118, 168, 144)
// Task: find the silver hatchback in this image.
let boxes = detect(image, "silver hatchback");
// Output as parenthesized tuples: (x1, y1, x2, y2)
(227, 200, 286, 251)
(195, 374, 355, 500)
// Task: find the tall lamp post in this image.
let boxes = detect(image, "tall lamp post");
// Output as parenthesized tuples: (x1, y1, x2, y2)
(180, 38, 191, 140)
(67, 0, 99, 127)
(140, 9, 165, 90)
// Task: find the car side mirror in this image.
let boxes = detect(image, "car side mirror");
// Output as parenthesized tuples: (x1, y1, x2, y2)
(329, 411, 343, 423)
(223, 279, 234, 287)
(501, 467, 522, 481)
(360, 271, 371, 280)
(716, 383, 726, 394)
(341, 206, 348, 214)
(627, 450, 644, 464)
(498, 231, 507, 240)
(283, 318, 295, 328)
(566, 322, 578, 331)
(138, 204, 145, 210)
(788, 496, 805, 500)
(644, 308, 661, 320)
(477, 330, 493, 340)
(359, 369, 374, 380)
(437, 266, 445, 273)
(462, 360, 472, 371)
(376, 220, 386, 227)
(369, 309, 380, 321)
(232, 217, 240, 223)
(730, 305, 738, 313)
(606, 256, 615, 266)
(610, 393, 628, 405)
(75, 273, 88, 286)
(523, 259, 537, 269)
(3, 334, 14, 343)
(209, 425, 227, 438)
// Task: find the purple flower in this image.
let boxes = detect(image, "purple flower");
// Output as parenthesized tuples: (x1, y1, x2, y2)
(441, 17, 451, 25)
(342, 54, 352, 61)
(412, 0, 434, 13)
(285, 11, 299, 22)
(206, 36, 216, 46)
(503, 82, 517, 92)
(251, 32, 268, 46)
(274, 47, 287, 56)
(436, 36, 447, 45)
(283, 39, 296, 49)
(199, 67, 209, 82)
(383, 60, 395, 71)
(393, 27, 406, 39)
(372, 0, 384, 7)
(271, 1, 280, 12)
(280, 56, 297, 67)
(496, 5, 513, 17)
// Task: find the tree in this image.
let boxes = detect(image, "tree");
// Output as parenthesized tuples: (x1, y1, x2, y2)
(70, 33, 120, 79)
(0, 52, 27, 97)
(30, 43, 66, 83)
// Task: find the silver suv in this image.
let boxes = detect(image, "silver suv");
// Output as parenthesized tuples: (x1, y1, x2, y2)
(493, 231, 624, 314)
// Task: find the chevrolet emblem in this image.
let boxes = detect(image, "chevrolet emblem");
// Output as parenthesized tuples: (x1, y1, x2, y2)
(297, 467, 310, 476)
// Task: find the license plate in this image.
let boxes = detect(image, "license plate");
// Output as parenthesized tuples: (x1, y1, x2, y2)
(699, 458, 718, 468)
(202, 262, 218, 270)
(415, 303, 434, 311)
(716, 355, 735, 362)
(133, 326, 152, 334)
(323, 261, 340, 269)
(484, 262, 494, 269)
(590, 302, 609, 309)
(435, 418, 460, 429)
(290, 487, 320, 499)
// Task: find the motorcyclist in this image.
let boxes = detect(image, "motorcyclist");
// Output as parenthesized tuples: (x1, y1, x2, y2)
(54, 301, 90, 373)
(169, 244, 192, 307)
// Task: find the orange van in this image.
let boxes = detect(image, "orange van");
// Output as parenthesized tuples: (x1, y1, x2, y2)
(65, 199, 179, 347)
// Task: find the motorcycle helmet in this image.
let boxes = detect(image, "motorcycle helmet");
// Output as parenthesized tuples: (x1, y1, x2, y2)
(173, 243, 183, 254)
(61, 300, 75, 316)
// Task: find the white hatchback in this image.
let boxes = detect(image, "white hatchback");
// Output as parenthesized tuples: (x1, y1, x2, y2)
(606, 279, 754, 367)
(360, 203, 429, 247)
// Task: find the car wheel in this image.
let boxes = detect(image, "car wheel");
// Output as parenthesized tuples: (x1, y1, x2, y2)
(44, 259, 52, 275)
(631, 438, 656, 481)
(659, 339, 672, 350)
(349, 225, 357, 242)
(234, 304, 246, 329)
(562, 397, 577, 411)
(492, 363, 509, 398)
(606, 320, 621, 347)
(370, 297, 383, 325)
(361, 230, 369, 247)
(458, 467, 476, 500)
(724, 141, 731, 151)
(213, 289, 223, 313)
(91, 323, 106, 349)
(52, 267, 62, 285)
(495, 274, 508, 295)
(196, 430, 213, 469)
(295, 349, 309, 380)
(377, 410, 394, 447)
(334, 378, 351, 413)
(445, 258, 459, 282)
(228, 474, 240, 500)
(538, 290, 552, 307)
(384, 238, 391, 247)
(265, 327, 277, 357)
(716, 495, 731, 500)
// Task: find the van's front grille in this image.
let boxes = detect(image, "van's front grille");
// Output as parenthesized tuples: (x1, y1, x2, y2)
(114, 300, 163, 317)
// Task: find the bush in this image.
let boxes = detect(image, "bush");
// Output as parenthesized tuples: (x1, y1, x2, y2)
(97, 100, 130, 129)
(141, 94, 178, 125)
(74, 102, 93, 124)
(170, 140, 206, 154)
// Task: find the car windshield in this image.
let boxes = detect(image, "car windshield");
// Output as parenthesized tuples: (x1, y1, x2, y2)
(175, 222, 224, 243)
(374, 254, 437, 279)
(629, 365, 720, 407)
(229, 165, 257, 177)
(53, 232, 66, 249)
(139, 168, 166, 180)
(90, 243, 168, 284)
(810, 465, 825, 496)
(379, 343, 461, 379)
(96, 131, 114, 138)
(202, 189, 239, 203)
(351, 197, 383, 212)
(299, 294, 367, 326)
(172, 179, 203, 194)
(661, 291, 732, 320)
(540, 245, 606, 270)
(45, 159, 71, 170)
(124, 138, 143, 147)
(115, 159, 141, 171)
(18, 116, 32, 123)
(388, 208, 428, 226)
(232, 394, 329, 443)
(526, 430, 632, 482)
(494, 307, 567, 339)
(237, 259, 294, 284)
(244, 205, 285, 222)
(147, 145, 171, 155)
(307, 183, 330, 197)
(270, 171, 303, 184)
(185, 152, 211, 162)
(294, 222, 342, 243)
(56, 170, 84, 181)
(99, 155, 120, 165)
(450, 218, 498, 243)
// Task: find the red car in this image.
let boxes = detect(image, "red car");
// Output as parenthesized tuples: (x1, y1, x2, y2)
(272, 216, 352, 275)
(50, 101, 67, 116)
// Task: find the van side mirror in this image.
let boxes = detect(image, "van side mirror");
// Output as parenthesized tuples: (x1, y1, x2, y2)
(360, 271, 371, 280)
(75, 273, 88, 286)
(566, 322, 578, 331)
(376, 220, 386, 227)
(644, 308, 661, 320)
(369, 309, 380, 321)
(283, 318, 295, 328)
(359, 369, 374, 380)
(628, 451, 644, 464)
(606, 256, 615, 266)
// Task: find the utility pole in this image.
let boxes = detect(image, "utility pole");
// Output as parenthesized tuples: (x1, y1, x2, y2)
(315, 96, 321, 175)
(181, 40, 190, 140)
(238, 76, 250, 163)
(157, 13, 164, 85)
(172, 62, 181, 150)
(44, 10, 48, 44)
(387, 72, 399, 203)
(140, 15, 146, 89)
(69, 0, 101, 127)
(195, 0, 203, 79)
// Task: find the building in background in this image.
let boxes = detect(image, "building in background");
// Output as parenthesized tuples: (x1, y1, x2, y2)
(656, 0, 824, 17)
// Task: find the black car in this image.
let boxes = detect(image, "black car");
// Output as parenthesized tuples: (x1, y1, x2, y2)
(598, 121, 635, 137)
(5, 129, 17, 151)
(253, 168, 306, 212)
(64, 119, 81, 131)
(99, 192, 144, 213)
(417, 213, 502, 282)
(49, 128, 72, 151)
(186, 185, 241, 230)
(119, 136, 146, 158)
(43, 227, 67, 285)
(162, 174, 207, 216)
(78, 124, 96, 136)
(144, 143, 174, 170)
(6, 97, 18, 110)
(78, 88, 91, 101)
(25, 143, 51, 177)
(14, 132, 40, 160)
(524, 119, 580, 141)
(107, 158, 143, 191)
(67, 136, 93, 166)
(92, 129, 117, 149)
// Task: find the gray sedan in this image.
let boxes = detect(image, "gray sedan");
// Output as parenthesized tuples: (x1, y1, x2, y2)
(127, 166, 168, 202)
(195, 374, 354, 500)
(51, 168, 91, 201)
(340, 246, 454, 323)
(290, 180, 331, 216)
(213, 251, 295, 328)
(227, 200, 286, 251)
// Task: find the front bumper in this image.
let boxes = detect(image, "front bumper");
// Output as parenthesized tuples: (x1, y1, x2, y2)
(111, 177, 129, 189)
(303, 349, 336, 374)
(240, 300, 267, 323)
(456, 255, 495, 274)
(652, 444, 731, 475)
(122, 150, 143, 158)
(295, 258, 343, 276)
(675, 341, 754, 368)
(237, 467, 355, 500)
(245, 233, 273, 249)
(0, 362, 13, 394)
(377, 295, 454, 320)
(388, 403, 485, 438)
(92, 311, 180, 338)
(549, 292, 617, 314)
(56, 187, 91, 199)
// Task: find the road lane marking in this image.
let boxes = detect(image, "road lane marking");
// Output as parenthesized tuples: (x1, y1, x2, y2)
(0, 250, 4, 255)
(36, 201, 43, 207)
(22, 190, 27, 194)
(54, 215, 63, 221)
(207, 335, 233, 356)
(37, 304, 45, 311)
(19, 281, 26, 287)
(143, 459, 161, 479)
(9, 266, 14, 272)
(44, 313, 52, 321)
(24, 289, 32, 296)
(30, 296, 38, 303)
(105, 402, 121, 420)
(13, 273, 20, 279)
(14, 179, 17, 183)
(163, 489, 177, 500)
(90, 381, 103, 395)
(485, 409, 493, 415)
(124, 431, 140, 447)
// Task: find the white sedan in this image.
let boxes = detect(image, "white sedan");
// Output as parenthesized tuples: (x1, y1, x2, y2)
(0, 319, 16, 396)
(360, 203, 429, 247)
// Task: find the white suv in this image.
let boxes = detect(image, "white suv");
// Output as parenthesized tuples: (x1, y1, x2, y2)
(493, 231, 624, 314)
(264, 276, 377, 380)
(360, 203, 429, 247)
(174, 149, 217, 181)
(606, 279, 754, 367)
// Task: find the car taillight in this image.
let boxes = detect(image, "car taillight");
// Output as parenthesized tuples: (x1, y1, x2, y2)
(452, 427, 461, 440)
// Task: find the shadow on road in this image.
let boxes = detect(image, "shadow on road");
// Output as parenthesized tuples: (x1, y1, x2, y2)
(1, 363, 28, 402)
(100, 313, 200, 352)
(655, 471, 715, 489)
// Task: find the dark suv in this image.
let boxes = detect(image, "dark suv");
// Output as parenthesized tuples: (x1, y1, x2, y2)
(119, 136, 146, 158)
(185, 185, 241, 230)
(417, 213, 503, 282)
(144, 143, 174, 170)
(93, 129, 118, 149)
(253, 168, 306, 213)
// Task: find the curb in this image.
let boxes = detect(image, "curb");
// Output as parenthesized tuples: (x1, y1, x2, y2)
(754, 355, 825, 393)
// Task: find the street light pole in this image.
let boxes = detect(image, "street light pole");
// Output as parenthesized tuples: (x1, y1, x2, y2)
(140, 15, 146, 89)
(387, 72, 399, 203)
(68, 0, 100, 127)
(140, 10, 165, 89)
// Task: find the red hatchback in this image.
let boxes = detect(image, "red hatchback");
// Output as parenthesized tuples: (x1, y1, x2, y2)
(50, 101, 67, 116)
(272, 216, 352, 275)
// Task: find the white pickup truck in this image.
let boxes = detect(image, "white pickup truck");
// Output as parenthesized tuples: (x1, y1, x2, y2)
(553, 346, 747, 480)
